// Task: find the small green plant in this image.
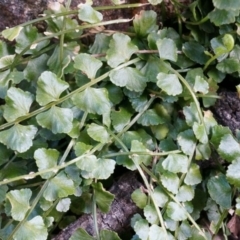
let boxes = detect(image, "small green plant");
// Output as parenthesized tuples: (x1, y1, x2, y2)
(1, 0, 240, 239)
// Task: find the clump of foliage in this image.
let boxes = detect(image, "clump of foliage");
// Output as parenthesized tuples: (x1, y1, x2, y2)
(1, 0, 240, 239)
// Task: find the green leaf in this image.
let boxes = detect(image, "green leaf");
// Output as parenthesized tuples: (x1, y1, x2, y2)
(176, 185, 194, 202)
(185, 68, 204, 88)
(0, 71, 11, 98)
(78, 4, 103, 23)
(193, 122, 208, 144)
(227, 158, 240, 187)
(106, 33, 138, 68)
(183, 102, 200, 127)
(182, 42, 209, 64)
(34, 148, 59, 179)
(130, 95, 148, 113)
(4, 70, 24, 87)
(166, 202, 188, 221)
(70, 228, 95, 240)
(56, 198, 71, 212)
(0, 124, 37, 153)
(36, 71, 69, 106)
(3, 87, 34, 122)
(152, 186, 169, 208)
(6, 189, 32, 221)
(148, 225, 174, 240)
(74, 142, 92, 156)
(162, 154, 189, 173)
(194, 76, 209, 94)
(76, 155, 116, 179)
(23, 54, 49, 82)
(184, 164, 202, 186)
(210, 35, 232, 58)
(36, 106, 73, 134)
(141, 57, 169, 83)
(133, 10, 158, 37)
(13, 216, 48, 240)
(211, 125, 231, 148)
(74, 53, 102, 79)
(131, 188, 148, 209)
(196, 143, 211, 160)
(157, 73, 182, 96)
(161, 216, 177, 232)
(137, 109, 165, 126)
(218, 134, 240, 162)
(43, 171, 75, 201)
(212, 0, 240, 10)
(87, 123, 110, 143)
(176, 221, 192, 240)
(15, 25, 37, 52)
(2, 26, 23, 41)
(152, 124, 169, 140)
(47, 44, 77, 77)
(0, 185, 8, 204)
(105, 84, 123, 105)
(100, 230, 121, 240)
(190, 228, 211, 240)
(92, 182, 114, 213)
(209, 9, 239, 26)
(89, 33, 111, 56)
(118, 129, 154, 150)
(144, 204, 159, 225)
(177, 130, 197, 156)
(0, 55, 15, 68)
(216, 58, 240, 74)
(65, 165, 82, 185)
(110, 67, 146, 92)
(157, 38, 178, 62)
(161, 171, 179, 194)
(207, 174, 231, 209)
(72, 87, 111, 115)
(111, 107, 133, 132)
(205, 198, 221, 223)
(131, 140, 152, 166)
(133, 219, 149, 240)
(115, 155, 134, 170)
(0, 40, 9, 58)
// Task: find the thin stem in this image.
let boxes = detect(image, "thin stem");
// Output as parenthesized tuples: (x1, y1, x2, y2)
(117, 95, 156, 136)
(59, 21, 67, 78)
(103, 150, 181, 158)
(59, 139, 76, 165)
(92, 187, 100, 240)
(183, 15, 209, 26)
(136, 164, 167, 234)
(203, 54, 219, 71)
(213, 209, 228, 236)
(141, 164, 207, 239)
(7, 181, 49, 240)
(166, 64, 208, 138)
(0, 58, 140, 131)
(0, 143, 104, 186)
(179, 144, 196, 187)
(65, 0, 72, 9)
(0, 44, 55, 72)
(58, 0, 72, 78)
(108, 130, 167, 235)
(8, 18, 133, 70)
(197, 94, 221, 99)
